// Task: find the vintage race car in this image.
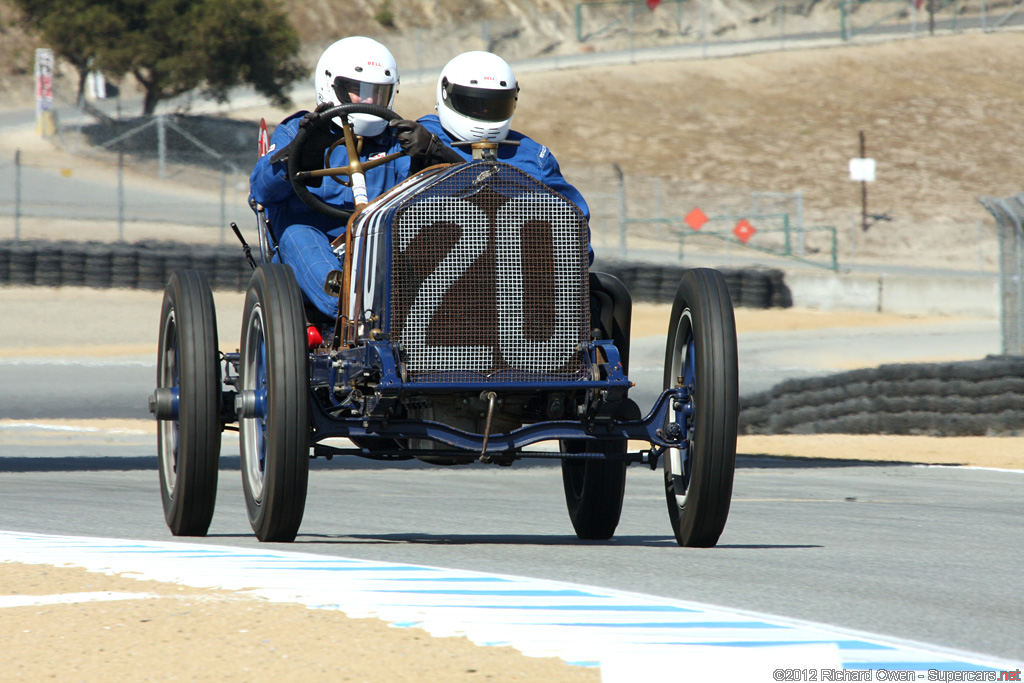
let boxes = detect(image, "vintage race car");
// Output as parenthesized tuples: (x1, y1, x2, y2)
(150, 103, 739, 547)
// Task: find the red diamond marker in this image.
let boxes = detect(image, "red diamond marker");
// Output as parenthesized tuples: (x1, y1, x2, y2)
(685, 207, 708, 231)
(733, 219, 756, 244)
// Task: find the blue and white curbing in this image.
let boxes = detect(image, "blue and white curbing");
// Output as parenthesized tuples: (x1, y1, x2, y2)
(1, 531, 1018, 680)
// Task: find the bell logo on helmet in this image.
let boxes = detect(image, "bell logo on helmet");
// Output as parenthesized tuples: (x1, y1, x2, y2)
(367, 61, 383, 67)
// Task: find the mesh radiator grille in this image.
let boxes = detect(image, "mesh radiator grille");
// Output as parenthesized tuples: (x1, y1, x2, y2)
(390, 162, 590, 383)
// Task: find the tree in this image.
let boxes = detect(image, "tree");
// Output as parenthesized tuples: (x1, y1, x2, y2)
(9, 0, 305, 115)
(8, 0, 125, 102)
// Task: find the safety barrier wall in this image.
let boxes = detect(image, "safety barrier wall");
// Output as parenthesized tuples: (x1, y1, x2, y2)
(0, 240, 251, 292)
(0, 241, 792, 310)
(594, 259, 792, 308)
(740, 355, 1024, 435)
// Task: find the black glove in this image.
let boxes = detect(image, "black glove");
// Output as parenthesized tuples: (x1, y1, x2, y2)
(390, 119, 434, 157)
(390, 119, 465, 171)
(269, 102, 338, 174)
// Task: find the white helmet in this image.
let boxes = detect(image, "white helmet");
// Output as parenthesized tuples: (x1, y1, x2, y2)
(436, 52, 518, 142)
(314, 36, 399, 137)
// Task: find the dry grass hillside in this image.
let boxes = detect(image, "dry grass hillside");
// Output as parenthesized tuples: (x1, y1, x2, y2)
(3, 2, 1023, 271)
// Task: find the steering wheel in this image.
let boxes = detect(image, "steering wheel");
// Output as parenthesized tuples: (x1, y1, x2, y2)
(287, 103, 406, 222)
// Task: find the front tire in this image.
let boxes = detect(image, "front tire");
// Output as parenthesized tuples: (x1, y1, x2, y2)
(663, 268, 738, 547)
(239, 264, 309, 542)
(156, 269, 221, 536)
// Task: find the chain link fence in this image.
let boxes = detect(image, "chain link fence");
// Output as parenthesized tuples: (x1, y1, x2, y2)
(580, 164, 838, 270)
(978, 194, 1024, 356)
(0, 113, 251, 246)
(1, 107, 836, 271)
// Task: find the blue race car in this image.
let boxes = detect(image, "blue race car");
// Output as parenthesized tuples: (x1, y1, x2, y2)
(150, 103, 739, 547)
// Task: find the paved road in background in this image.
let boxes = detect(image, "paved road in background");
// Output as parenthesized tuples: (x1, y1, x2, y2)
(0, 317, 1001, 420)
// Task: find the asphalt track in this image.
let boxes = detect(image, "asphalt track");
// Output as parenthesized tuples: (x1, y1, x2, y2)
(1, 434, 1022, 668)
(2, 320, 1021, 674)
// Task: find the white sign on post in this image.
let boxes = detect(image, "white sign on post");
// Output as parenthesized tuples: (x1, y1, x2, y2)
(849, 157, 876, 182)
(34, 48, 54, 112)
(34, 48, 56, 137)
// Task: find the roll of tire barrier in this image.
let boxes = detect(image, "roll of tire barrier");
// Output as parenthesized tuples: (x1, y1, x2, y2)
(7, 241, 37, 286)
(32, 242, 63, 287)
(82, 243, 112, 289)
(632, 269, 663, 303)
(720, 269, 743, 305)
(739, 356, 1024, 436)
(0, 244, 9, 284)
(59, 245, 86, 287)
(188, 250, 218, 286)
(136, 255, 166, 290)
(111, 247, 139, 289)
(768, 270, 793, 308)
(739, 271, 771, 309)
(214, 252, 239, 291)
(162, 252, 192, 281)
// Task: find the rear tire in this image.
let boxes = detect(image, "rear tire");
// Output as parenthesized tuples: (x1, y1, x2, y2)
(239, 264, 310, 542)
(156, 269, 221, 536)
(663, 268, 738, 547)
(561, 443, 628, 541)
(560, 272, 633, 541)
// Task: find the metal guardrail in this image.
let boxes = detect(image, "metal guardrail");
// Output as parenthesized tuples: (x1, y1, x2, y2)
(978, 193, 1024, 356)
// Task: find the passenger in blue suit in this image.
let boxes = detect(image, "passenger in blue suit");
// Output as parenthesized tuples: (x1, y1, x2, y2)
(250, 36, 410, 322)
(388, 51, 590, 226)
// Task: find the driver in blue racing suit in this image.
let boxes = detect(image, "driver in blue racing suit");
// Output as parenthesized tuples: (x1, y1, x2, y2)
(250, 37, 416, 322)
(388, 51, 592, 262)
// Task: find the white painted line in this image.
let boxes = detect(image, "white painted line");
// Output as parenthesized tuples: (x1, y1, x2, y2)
(0, 359, 154, 367)
(0, 591, 161, 608)
(916, 465, 1024, 474)
(0, 423, 148, 435)
(1, 531, 1019, 678)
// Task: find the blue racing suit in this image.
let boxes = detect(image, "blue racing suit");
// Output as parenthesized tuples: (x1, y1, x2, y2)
(417, 114, 590, 220)
(417, 114, 593, 263)
(250, 111, 411, 320)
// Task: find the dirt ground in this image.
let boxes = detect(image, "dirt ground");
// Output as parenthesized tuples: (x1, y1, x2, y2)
(4, 31, 1024, 682)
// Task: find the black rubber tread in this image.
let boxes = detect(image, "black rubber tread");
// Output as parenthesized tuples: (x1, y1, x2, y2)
(560, 441, 628, 540)
(240, 264, 310, 542)
(189, 249, 219, 286)
(214, 252, 244, 291)
(767, 269, 794, 308)
(560, 271, 634, 541)
(157, 269, 221, 536)
(83, 243, 112, 288)
(662, 268, 739, 547)
(110, 246, 139, 289)
(32, 242, 63, 287)
(7, 242, 36, 285)
(2, 246, 798, 304)
(137, 243, 167, 290)
(740, 356, 1024, 436)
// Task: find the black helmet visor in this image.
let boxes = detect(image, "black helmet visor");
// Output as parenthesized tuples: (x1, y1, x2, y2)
(442, 80, 517, 122)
